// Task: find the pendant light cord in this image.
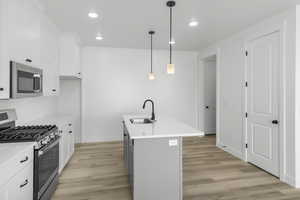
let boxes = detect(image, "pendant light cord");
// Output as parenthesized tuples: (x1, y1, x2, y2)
(169, 6, 172, 64)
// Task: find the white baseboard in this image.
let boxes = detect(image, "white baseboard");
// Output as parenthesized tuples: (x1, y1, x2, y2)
(216, 142, 244, 161)
(282, 174, 297, 188)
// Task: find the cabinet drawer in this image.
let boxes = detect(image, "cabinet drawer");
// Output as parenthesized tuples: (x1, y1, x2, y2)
(0, 146, 33, 187)
(6, 162, 33, 200)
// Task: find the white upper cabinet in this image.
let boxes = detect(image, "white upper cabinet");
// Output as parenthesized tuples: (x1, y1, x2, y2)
(0, 0, 10, 99)
(40, 14, 60, 96)
(0, 0, 42, 99)
(0, 0, 61, 99)
(7, 0, 41, 67)
(59, 33, 81, 78)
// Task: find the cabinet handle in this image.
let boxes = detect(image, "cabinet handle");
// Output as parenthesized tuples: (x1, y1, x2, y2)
(0, 88, 4, 91)
(69, 131, 72, 133)
(20, 179, 29, 188)
(20, 156, 29, 163)
(52, 89, 56, 92)
(68, 123, 72, 126)
(25, 58, 32, 63)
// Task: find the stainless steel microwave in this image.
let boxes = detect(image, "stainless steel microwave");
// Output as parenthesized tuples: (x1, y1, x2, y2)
(10, 61, 43, 98)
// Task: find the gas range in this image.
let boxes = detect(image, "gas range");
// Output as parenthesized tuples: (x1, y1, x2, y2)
(0, 125, 58, 149)
(0, 109, 60, 200)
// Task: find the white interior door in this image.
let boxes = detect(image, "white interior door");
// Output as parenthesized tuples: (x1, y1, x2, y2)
(246, 31, 280, 177)
(204, 59, 216, 134)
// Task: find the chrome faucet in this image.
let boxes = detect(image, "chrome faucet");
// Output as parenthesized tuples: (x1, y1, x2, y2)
(142, 99, 155, 121)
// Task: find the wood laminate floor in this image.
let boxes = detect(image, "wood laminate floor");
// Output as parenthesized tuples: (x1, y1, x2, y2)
(51, 136, 300, 200)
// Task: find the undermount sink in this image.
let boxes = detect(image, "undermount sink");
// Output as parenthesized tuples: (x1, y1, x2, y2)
(130, 118, 154, 124)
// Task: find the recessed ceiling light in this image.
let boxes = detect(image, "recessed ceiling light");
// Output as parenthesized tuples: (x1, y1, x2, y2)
(189, 20, 199, 27)
(96, 35, 103, 40)
(88, 12, 99, 19)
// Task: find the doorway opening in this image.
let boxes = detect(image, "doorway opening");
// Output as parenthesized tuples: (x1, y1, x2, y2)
(202, 55, 217, 135)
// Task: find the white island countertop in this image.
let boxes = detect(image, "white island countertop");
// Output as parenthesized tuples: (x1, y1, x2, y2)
(123, 115, 204, 139)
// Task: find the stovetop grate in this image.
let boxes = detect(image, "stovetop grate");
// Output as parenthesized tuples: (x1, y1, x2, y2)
(0, 125, 57, 143)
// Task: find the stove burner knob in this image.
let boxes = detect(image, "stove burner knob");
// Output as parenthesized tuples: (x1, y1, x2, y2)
(41, 140, 48, 145)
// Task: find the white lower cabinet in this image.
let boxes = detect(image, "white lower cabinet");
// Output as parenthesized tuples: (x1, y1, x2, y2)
(5, 163, 33, 200)
(0, 187, 7, 200)
(0, 144, 34, 200)
(59, 120, 75, 173)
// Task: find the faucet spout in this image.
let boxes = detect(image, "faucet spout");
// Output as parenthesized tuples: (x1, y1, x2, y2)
(142, 99, 155, 121)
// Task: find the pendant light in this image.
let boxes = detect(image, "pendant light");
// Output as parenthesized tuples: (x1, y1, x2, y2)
(148, 31, 155, 80)
(166, 1, 176, 74)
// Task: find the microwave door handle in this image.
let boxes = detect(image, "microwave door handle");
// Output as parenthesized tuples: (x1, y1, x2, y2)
(33, 74, 41, 92)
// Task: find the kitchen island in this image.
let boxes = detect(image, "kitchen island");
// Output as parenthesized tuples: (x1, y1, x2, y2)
(122, 115, 204, 200)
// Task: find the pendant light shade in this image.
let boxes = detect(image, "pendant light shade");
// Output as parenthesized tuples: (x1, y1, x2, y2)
(167, 1, 176, 74)
(148, 30, 156, 80)
(148, 72, 155, 80)
(167, 64, 175, 74)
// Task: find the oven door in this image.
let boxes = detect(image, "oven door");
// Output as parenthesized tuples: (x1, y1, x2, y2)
(34, 138, 59, 200)
(10, 61, 43, 98)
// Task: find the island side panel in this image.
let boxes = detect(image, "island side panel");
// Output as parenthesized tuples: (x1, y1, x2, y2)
(123, 121, 129, 169)
(133, 137, 182, 200)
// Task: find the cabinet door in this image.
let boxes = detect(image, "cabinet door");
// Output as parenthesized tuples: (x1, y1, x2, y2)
(69, 129, 75, 157)
(0, 0, 9, 99)
(6, 163, 33, 200)
(59, 126, 69, 172)
(62, 127, 70, 167)
(128, 138, 134, 189)
(59, 34, 81, 77)
(0, 186, 8, 200)
(123, 122, 129, 168)
(59, 129, 65, 173)
(40, 14, 60, 96)
(7, 0, 41, 67)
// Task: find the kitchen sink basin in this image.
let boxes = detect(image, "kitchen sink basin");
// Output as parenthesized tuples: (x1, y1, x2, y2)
(130, 118, 154, 124)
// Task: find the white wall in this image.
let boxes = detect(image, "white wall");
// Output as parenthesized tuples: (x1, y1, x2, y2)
(81, 47, 198, 142)
(198, 8, 297, 187)
(0, 96, 58, 124)
(294, 5, 300, 188)
(58, 79, 82, 143)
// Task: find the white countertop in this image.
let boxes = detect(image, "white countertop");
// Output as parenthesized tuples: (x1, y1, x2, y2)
(123, 115, 204, 139)
(0, 142, 35, 167)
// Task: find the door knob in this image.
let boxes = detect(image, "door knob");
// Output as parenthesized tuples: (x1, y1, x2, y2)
(205, 106, 209, 109)
(272, 120, 279, 124)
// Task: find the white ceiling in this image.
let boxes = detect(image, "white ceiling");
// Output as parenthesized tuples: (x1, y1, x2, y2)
(40, 0, 299, 51)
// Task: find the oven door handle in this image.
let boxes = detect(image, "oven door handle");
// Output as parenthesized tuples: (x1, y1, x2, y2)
(38, 137, 60, 157)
